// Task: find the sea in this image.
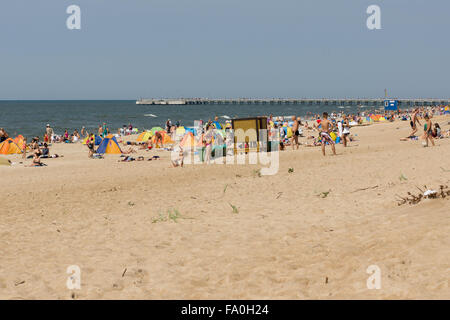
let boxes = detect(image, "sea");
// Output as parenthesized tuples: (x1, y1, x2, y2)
(0, 100, 381, 138)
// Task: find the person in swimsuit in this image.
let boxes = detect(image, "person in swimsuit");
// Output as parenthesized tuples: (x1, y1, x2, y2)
(341, 116, 351, 147)
(431, 123, 441, 138)
(320, 112, 336, 156)
(154, 131, 163, 147)
(203, 124, 213, 164)
(408, 108, 421, 138)
(422, 114, 435, 147)
(102, 123, 108, 138)
(87, 134, 95, 158)
(171, 147, 184, 167)
(291, 116, 300, 150)
(22, 137, 27, 159)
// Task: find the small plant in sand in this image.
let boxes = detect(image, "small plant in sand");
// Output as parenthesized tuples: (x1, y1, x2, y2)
(399, 173, 408, 181)
(168, 209, 182, 223)
(253, 169, 261, 178)
(128, 201, 135, 206)
(229, 203, 239, 214)
(151, 211, 167, 223)
(316, 190, 331, 198)
(223, 184, 228, 194)
(151, 209, 183, 223)
(288, 168, 294, 173)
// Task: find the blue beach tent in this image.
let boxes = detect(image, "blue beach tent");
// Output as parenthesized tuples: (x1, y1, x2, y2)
(96, 135, 122, 154)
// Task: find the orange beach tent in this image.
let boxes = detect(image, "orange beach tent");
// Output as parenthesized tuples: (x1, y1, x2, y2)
(151, 131, 174, 146)
(0, 138, 23, 155)
(179, 132, 202, 149)
(137, 131, 153, 142)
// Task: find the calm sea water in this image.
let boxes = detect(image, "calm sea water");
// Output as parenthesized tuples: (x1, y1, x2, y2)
(0, 100, 380, 138)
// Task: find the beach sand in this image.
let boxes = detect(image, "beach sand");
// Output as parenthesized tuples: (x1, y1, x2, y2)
(1, 117, 449, 299)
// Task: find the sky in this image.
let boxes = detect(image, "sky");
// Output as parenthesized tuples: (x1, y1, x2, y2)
(0, 0, 449, 100)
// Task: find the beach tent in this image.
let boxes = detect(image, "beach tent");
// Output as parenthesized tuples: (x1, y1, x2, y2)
(370, 114, 381, 122)
(175, 126, 186, 136)
(150, 127, 164, 135)
(151, 131, 174, 146)
(137, 131, 152, 142)
(0, 138, 23, 155)
(82, 135, 102, 146)
(212, 121, 222, 129)
(179, 132, 202, 149)
(0, 157, 11, 166)
(96, 135, 122, 154)
(184, 127, 197, 135)
(13, 135, 25, 145)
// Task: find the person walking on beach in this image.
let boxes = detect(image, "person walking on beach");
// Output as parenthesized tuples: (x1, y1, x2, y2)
(291, 116, 300, 150)
(203, 124, 213, 164)
(46, 124, 53, 143)
(341, 116, 351, 147)
(319, 112, 336, 156)
(408, 108, 421, 138)
(166, 119, 172, 134)
(102, 123, 108, 138)
(422, 114, 435, 147)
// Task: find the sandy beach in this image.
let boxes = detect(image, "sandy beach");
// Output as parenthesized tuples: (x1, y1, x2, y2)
(1, 117, 449, 300)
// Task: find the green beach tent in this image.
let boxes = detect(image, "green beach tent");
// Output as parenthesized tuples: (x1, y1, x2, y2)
(150, 127, 164, 135)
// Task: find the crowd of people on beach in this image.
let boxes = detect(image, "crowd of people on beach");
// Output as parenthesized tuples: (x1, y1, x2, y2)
(1, 104, 449, 166)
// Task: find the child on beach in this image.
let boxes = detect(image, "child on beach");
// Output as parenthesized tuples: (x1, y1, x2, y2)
(87, 135, 95, 158)
(422, 114, 435, 147)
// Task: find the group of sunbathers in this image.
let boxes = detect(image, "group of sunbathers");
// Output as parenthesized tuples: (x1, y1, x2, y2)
(119, 155, 161, 162)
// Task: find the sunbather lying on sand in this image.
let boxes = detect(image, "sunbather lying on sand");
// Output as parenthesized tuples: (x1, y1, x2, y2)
(171, 148, 184, 167)
(26, 150, 47, 167)
(122, 147, 137, 154)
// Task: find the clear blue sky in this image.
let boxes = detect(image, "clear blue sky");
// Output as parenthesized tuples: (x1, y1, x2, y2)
(0, 0, 449, 99)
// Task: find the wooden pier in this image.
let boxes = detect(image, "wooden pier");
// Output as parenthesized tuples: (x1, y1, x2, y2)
(136, 98, 450, 107)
